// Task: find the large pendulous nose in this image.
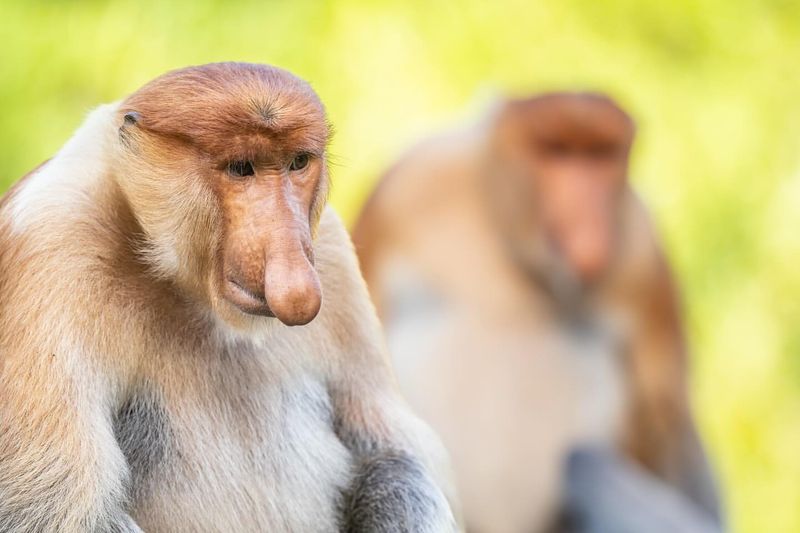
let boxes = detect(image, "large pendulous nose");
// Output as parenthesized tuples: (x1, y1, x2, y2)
(263, 236, 322, 326)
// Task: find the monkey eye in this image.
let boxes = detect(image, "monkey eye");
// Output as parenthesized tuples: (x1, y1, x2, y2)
(227, 160, 255, 178)
(587, 143, 617, 159)
(542, 140, 571, 157)
(289, 153, 310, 171)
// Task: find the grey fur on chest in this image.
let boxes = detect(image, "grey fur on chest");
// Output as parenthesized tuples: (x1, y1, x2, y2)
(113, 373, 354, 531)
(113, 384, 174, 500)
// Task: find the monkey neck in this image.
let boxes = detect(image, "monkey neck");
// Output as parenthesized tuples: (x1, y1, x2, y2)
(0, 104, 210, 342)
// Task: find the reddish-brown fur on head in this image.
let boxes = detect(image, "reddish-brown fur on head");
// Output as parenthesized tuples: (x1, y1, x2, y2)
(488, 92, 635, 293)
(121, 63, 329, 165)
(117, 63, 331, 327)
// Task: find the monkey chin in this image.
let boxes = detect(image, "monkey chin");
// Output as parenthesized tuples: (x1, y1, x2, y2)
(216, 277, 321, 330)
(223, 278, 277, 318)
(205, 278, 280, 337)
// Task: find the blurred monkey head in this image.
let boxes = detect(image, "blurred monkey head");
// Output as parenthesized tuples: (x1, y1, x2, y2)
(486, 92, 635, 300)
(116, 63, 330, 328)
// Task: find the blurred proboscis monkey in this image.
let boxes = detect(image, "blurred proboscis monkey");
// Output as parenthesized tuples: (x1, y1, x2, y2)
(353, 93, 722, 533)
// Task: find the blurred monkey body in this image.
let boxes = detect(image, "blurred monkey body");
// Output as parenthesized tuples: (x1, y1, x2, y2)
(353, 94, 720, 532)
(0, 63, 457, 532)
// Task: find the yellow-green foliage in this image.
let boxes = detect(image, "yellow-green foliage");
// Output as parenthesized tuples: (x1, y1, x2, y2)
(1, 1, 798, 531)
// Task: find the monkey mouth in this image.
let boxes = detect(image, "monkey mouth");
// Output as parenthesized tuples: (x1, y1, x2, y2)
(223, 277, 276, 317)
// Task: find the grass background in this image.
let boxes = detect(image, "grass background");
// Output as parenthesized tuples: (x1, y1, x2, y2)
(2, 1, 799, 531)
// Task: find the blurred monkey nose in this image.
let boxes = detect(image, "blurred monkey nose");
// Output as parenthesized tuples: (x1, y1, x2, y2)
(560, 228, 612, 283)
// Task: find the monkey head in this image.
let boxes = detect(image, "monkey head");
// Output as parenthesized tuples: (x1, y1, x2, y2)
(116, 63, 330, 328)
(486, 92, 635, 300)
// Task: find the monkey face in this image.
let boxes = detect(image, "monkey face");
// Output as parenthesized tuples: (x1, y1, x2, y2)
(214, 150, 326, 326)
(488, 94, 635, 297)
(117, 63, 330, 327)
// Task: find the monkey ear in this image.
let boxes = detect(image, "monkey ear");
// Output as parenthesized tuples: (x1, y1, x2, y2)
(122, 111, 141, 127)
(119, 111, 142, 147)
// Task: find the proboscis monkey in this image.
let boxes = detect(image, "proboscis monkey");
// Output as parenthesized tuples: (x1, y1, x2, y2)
(353, 93, 721, 533)
(0, 63, 459, 532)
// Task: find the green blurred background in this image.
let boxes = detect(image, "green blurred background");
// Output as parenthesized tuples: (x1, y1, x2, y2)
(1, 1, 798, 531)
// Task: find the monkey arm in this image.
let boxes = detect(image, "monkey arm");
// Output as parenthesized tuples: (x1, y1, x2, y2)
(624, 255, 723, 524)
(329, 372, 459, 533)
(110, 514, 146, 533)
(314, 208, 459, 532)
(332, 392, 460, 533)
(0, 352, 141, 532)
(564, 447, 722, 533)
(613, 199, 723, 524)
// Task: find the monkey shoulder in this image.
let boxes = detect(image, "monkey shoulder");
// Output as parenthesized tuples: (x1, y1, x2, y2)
(313, 208, 378, 318)
(315, 207, 362, 288)
(368, 127, 484, 224)
(610, 191, 666, 286)
(309, 207, 389, 371)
